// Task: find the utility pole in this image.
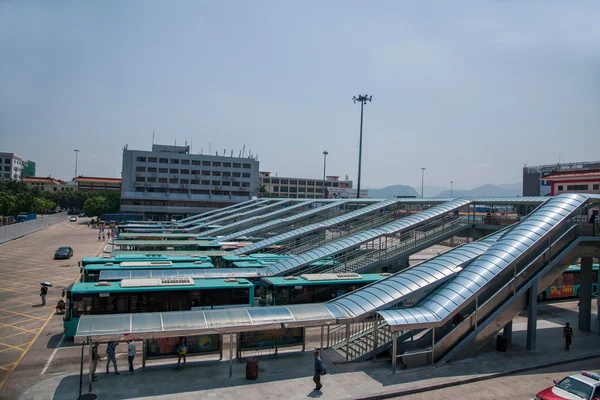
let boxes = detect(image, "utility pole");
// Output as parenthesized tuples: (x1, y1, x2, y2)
(450, 181, 454, 197)
(421, 167, 426, 198)
(74, 149, 80, 178)
(352, 94, 372, 199)
(322, 150, 329, 199)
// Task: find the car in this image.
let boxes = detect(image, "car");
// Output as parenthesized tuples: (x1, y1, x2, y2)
(69, 216, 77, 222)
(54, 247, 73, 260)
(535, 371, 600, 400)
(78, 213, 87, 218)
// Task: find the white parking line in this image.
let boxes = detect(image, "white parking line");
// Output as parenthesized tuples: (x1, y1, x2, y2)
(40, 334, 65, 375)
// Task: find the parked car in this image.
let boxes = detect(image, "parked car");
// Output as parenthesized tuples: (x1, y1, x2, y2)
(54, 247, 73, 259)
(78, 213, 87, 218)
(535, 371, 600, 400)
(69, 216, 77, 222)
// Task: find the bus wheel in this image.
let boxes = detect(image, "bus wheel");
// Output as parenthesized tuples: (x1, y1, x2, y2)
(537, 292, 546, 302)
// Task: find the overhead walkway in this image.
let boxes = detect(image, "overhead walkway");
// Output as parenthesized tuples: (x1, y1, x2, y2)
(231, 199, 402, 255)
(198, 200, 341, 238)
(167, 199, 274, 230)
(376, 193, 600, 370)
(174, 198, 261, 224)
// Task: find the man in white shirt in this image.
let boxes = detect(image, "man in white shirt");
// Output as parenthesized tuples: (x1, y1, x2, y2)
(127, 339, 136, 375)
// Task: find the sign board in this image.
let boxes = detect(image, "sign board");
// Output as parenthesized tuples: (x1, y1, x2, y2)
(326, 187, 368, 199)
(238, 328, 304, 351)
(145, 334, 221, 359)
(548, 273, 575, 299)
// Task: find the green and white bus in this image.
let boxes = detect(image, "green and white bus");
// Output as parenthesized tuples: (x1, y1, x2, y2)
(538, 264, 599, 301)
(81, 260, 215, 282)
(63, 278, 254, 337)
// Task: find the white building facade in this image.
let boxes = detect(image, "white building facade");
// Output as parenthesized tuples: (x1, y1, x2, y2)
(0, 152, 24, 181)
(121, 144, 260, 220)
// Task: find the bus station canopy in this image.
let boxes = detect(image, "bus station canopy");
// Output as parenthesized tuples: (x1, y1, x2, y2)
(75, 303, 346, 342)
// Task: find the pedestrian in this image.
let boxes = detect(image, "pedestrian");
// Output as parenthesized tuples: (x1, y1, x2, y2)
(563, 322, 574, 350)
(91, 343, 102, 381)
(98, 232, 101, 241)
(40, 285, 48, 306)
(105, 341, 120, 374)
(102, 233, 105, 240)
(312, 350, 326, 392)
(176, 338, 187, 369)
(127, 339, 136, 375)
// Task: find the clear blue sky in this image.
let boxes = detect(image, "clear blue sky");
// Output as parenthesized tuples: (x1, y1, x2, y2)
(1, 0, 598, 190)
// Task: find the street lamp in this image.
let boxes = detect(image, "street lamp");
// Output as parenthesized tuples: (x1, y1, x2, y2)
(421, 167, 426, 198)
(74, 149, 80, 178)
(450, 181, 454, 197)
(352, 94, 372, 199)
(322, 150, 329, 198)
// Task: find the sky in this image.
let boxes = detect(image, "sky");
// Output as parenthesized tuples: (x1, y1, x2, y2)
(1, 0, 599, 191)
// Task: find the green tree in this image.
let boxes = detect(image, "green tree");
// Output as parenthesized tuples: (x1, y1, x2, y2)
(83, 196, 108, 218)
(104, 190, 121, 213)
(0, 192, 16, 215)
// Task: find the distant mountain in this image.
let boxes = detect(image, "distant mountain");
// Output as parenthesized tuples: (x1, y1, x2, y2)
(435, 183, 522, 198)
(367, 185, 420, 198)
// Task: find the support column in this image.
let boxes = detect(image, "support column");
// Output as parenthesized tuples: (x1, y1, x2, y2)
(345, 323, 350, 361)
(392, 331, 398, 373)
(320, 326, 324, 357)
(503, 321, 513, 344)
(88, 339, 93, 393)
(229, 333, 233, 378)
(579, 257, 593, 332)
(372, 317, 378, 363)
(526, 279, 538, 351)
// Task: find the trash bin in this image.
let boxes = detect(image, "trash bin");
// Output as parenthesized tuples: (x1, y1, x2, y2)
(496, 335, 508, 352)
(246, 357, 259, 380)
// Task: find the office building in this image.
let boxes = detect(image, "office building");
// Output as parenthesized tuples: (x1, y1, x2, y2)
(540, 169, 600, 196)
(522, 160, 600, 196)
(121, 144, 260, 220)
(73, 176, 122, 191)
(0, 152, 25, 181)
(259, 172, 353, 199)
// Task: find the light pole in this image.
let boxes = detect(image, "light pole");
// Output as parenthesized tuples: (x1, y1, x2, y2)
(322, 150, 329, 198)
(352, 94, 372, 199)
(74, 149, 80, 178)
(421, 167, 426, 198)
(450, 181, 454, 197)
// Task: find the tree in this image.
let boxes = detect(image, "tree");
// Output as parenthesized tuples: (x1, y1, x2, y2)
(84, 196, 109, 218)
(104, 190, 121, 213)
(0, 192, 16, 215)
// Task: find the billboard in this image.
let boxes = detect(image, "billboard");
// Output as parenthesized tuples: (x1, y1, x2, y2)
(326, 187, 368, 199)
(238, 328, 304, 351)
(145, 334, 221, 359)
(548, 272, 575, 299)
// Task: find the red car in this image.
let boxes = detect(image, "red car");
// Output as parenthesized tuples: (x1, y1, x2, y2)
(535, 371, 600, 400)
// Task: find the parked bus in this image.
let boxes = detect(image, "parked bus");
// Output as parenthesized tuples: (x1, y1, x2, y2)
(259, 273, 389, 306)
(538, 264, 599, 302)
(63, 277, 254, 337)
(111, 239, 222, 252)
(101, 213, 144, 224)
(82, 260, 215, 282)
(81, 254, 212, 267)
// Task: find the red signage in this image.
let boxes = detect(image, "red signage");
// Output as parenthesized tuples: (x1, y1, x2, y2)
(548, 273, 575, 299)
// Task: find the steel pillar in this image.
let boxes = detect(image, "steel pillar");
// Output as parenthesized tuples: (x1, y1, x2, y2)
(578, 256, 593, 332)
(503, 321, 513, 344)
(526, 279, 538, 351)
(372, 317, 378, 363)
(392, 331, 398, 373)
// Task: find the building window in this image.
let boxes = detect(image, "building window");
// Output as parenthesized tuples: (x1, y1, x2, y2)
(136, 177, 145, 182)
(333, 182, 339, 187)
(170, 168, 179, 174)
(298, 180, 306, 186)
(290, 180, 297, 185)
(136, 166, 146, 172)
(233, 163, 241, 168)
(202, 170, 210, 176)
(223, 162, 231, 168)
(232, 172, 241, 178)
(180, 179, 189, 184)
(222, 181, 231, 186)
(191, 189, 210, 195)
(181, 169, 189, 175)
(148, 157, 157, 163)
(201, 180, 210, 185)
(147, 167, 157, 173)
(261, 177, 269, 183)
(557, 185, 563, 191)
(202, 161, 211, 166)
(169, 178, 178, 184)
(212, 171, 221, 176)
(593, 184, 599, 190)
(170, 159, 179, 164)
(135, 187, 145, 192)
(192, 160, 201, 165)
(222, 171, 231, 177)
(181, 159, 190, 165)
(4, 159, 10, 164)
(3, 166, 9, 172)
(159, 158, 168, 164)
(280, 186, 288, 192)
(213, 161, 221, 167)
(566, 184, 588, 191)
(242, 173, 251, 178)
(158, 177, 168, 183)
(271, 178, 279, 184)
(191, 179, 200, 185)
(147, 177, 157, 183)
(136, 157, 146, 162)
(191, 170, 200, 175)
(211, 180, 220, 186)
(289, 187, 297, 193)
(273, 185, 279, 191)
(159, 168, 168, 173)
(243, 164, 251, 169)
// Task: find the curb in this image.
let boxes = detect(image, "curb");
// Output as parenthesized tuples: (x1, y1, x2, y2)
(358, 352, 600, 400)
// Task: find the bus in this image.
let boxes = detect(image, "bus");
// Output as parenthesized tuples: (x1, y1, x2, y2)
(538, 264, 599, 301)
(259, 273, 389, 306)
(82, 260, 215, 282)
(101, 213, 144, 224)
(81, 254, 212, 267)
(63, 277, 254, 337)
(110, 239, 222, 252)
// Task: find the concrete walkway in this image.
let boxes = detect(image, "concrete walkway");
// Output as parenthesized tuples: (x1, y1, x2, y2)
(18, 303, 600, 400)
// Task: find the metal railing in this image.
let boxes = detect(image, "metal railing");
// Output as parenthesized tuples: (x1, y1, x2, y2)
(0, 213, 68, 244)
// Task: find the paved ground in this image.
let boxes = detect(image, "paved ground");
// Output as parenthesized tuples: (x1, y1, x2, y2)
(5, 300, 599, 400)
(0, 218, 105, 392)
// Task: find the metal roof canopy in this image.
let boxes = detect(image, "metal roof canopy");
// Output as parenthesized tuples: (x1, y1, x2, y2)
(75, 303, 346, 342)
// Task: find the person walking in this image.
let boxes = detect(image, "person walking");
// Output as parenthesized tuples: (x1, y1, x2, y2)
(127, 339, 136, 375)
(563, 322, 574, 350)
(91, 343, 102, 381)
(40, 285, 48, 306)
(105, 342, 120, 374)
(312, 350, 325, 391)
(176, 338, 187, 369)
